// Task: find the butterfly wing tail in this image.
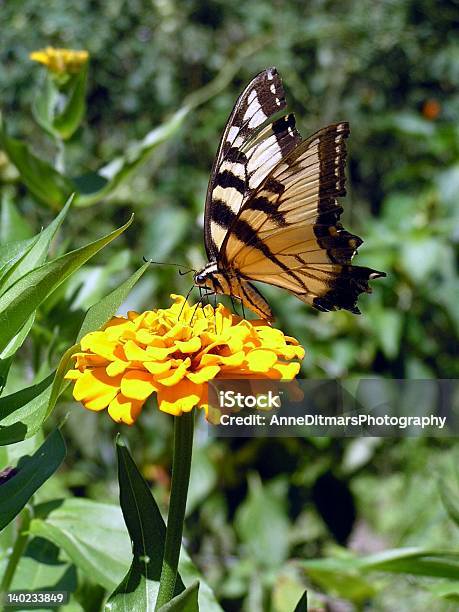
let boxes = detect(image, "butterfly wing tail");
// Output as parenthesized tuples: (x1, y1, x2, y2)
(290, 265, 386, 314)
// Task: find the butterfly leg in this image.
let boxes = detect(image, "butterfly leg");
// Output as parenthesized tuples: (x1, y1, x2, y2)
(230, 295, 239, 316)
(241, 297, 246, 319)
(190, 290, 214, 325)
(178, 284, 196, 320)
(213, 292, 218, 332)
(230, 294, 246, 319)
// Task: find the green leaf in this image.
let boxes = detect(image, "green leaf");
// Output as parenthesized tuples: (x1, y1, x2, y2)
(32, 74, 60, 137)
(177, 552, 222, 612)
(0, 191, 33, 244)
(11, 538, 77, 596)
(358, 548, 459, 580)
(53, 65, 88, 140)
(33, 68, 88, 140)
(293, 590, 308, 612)
(440, 476, 459, 527)
(0, 212, 70, 381)
(0, 194, 73, 294)
(359, 548, 459, 580)
(427, 581, 459, 602)
(186, 443, 217, 516)
(0, 372, 54, 445)
(0, 236, 40, 291)
(29, 499, 132, 591)
(0, 118, 74, 210)
(0, 215, 133, 353)
(235, 474, 290, 569)
(77, 261, 149, 341)
(29, 497, 221, 610)
(106, 438, 185, 611)
(45, 344, 78, 422)
(158, 581, 199, 612)
(0, 429, 65, 530)
(300, 548, 459, 596)
(74, 107, 188, 207)
(300, 558, 377, 604)
(0, 314, 35, 393)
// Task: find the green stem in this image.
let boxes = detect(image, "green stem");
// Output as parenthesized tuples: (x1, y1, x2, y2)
(0, 507, 31, 595)
(54, 136, 65, 174)
(155, 411, 194, 609)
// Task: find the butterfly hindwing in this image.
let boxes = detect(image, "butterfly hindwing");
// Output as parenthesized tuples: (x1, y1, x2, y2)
(220, 122, 385, 314)
(204, 68, 301, 259)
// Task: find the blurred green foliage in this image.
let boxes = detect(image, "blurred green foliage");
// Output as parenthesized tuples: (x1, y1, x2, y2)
(1, 0, 458, 610)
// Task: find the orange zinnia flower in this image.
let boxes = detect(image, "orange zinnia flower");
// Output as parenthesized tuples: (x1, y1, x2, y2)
(65, 295, 304, 425)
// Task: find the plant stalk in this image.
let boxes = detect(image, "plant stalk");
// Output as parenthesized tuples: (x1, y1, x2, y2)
(155, 410, 194, 609)
(54, 136, 66, 174)
(0, 507, 31, 595)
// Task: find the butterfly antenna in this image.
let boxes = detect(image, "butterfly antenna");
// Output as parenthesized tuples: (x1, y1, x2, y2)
(190, 290, 214, 326)
(142, 257, 196, 276)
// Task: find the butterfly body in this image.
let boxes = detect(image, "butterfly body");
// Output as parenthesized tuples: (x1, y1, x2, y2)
(196, 67, 385, 319)
(194, 261, 273, 319)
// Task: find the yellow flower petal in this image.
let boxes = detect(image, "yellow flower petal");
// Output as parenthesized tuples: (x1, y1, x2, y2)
(123, 340, 151, 361)
(135, 328, 162, 345)
(157, 380, 203, 416)
(174, 336, 201, 353)
(108, 394, 143, 425)
(64, 369, 82, 381)
(277, 345, 305, 360)
(186, 365, 220, 384)
(268, 362, 301, 379)
(245, 349, 278, 373)
(200, 351, 246, 367)
(103, 317, 135, 340)
(156, 359, 190, 386)
(80, 332, 118, 360)
(145, 345, 177, 360)
(121, 370, 158, 401)
(106, 360, 130, 377)
(30, 47, 89, 74)
(73, 369, 121, 411)
(144, 360, 173, 375)
(75, 353, 108, 368)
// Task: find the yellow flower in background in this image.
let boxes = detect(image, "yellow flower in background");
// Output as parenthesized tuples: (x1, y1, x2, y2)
(29, 47, 89, 74)
(65, 295, 304, 425)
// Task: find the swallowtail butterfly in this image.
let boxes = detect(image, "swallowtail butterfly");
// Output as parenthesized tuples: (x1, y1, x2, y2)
(194, 67, 385, 319)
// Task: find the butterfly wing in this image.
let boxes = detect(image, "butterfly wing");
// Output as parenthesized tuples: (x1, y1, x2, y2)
(220, 122, 386, 314)
(204, 67, 301, 259)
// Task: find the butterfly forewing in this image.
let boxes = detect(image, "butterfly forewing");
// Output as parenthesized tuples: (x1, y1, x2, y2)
(204, 68, 300, 259)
